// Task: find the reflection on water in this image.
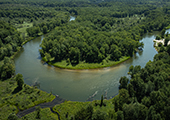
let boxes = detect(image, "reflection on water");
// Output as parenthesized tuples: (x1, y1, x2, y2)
(14, 31, 161, 101)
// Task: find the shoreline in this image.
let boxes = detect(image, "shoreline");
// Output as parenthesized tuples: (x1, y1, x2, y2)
(42, 56, 131, 70)
(11, 36, 37, 60)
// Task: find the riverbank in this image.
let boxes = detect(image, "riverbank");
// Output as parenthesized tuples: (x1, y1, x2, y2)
(11, 36, 38, 60)
(14, 29, 158, 102)
(42, 56, 131, 70)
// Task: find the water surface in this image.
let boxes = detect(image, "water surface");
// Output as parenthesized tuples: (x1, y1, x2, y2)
(69, 16, 76, 21)
(14, 31, 163, 101)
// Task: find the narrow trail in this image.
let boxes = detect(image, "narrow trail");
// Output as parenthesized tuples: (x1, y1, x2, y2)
(16, 96, 65, 118)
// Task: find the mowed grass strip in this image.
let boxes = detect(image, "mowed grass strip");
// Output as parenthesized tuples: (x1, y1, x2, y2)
(46, 56, 131, 70)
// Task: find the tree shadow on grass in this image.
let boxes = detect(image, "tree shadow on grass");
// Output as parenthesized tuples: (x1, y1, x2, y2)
(71, 63, 78, 67)
(12, 87, 22, 94)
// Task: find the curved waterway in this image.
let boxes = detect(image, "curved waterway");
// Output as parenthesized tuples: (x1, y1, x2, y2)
(14, 30, 170, 101)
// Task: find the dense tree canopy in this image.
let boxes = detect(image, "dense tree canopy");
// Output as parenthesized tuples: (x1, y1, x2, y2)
(113, 50, 170, 120)
(0, 21, 23, 60)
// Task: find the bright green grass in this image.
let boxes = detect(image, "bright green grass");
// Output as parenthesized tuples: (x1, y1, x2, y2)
(0, 79, 55, 120)
(165, 25, 170, 30)
(16, 22, 33, 37)
(21, 108, 59, 120)
(46, 56, 130, 70)
(53, 99, 116, 120)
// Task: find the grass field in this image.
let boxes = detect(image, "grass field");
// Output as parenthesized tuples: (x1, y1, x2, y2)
(43, 56, 131, 70)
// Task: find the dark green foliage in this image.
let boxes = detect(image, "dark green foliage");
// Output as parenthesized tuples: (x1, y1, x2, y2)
(74, 104, 93, 120)
(113, 89, 130, 112)
(117, 111, 124, 120)
(69, 47, 80, 64)
(116, 49, 170, 120)
(155, 35, 161, 40)
(119, 76, 129, 89)
(128, 65, 141, 78)
(40, 23, 140, 64)
(0, 21, 23, 60)
(74, 105, 107, 120)
(100, 95, 103, 107)
(123, 103, 148, 120)
(36, 106, 41, 119)
(92, 110, 106, 120)
(167, 45, 170, 55)
(42, 25, 48, 34)
(164, 106, 170, 120)
(0, 57, 15, 80)
(26, 26, 40, 37)
(161, 29, 166, 38)
(15, 73, 24, 89)
(164, 37, 170, 46)
(158, 42, 163, 47)
(7, 113, 18, 120)
(146, 106, 161, 120)
(127, 83, 135, 97)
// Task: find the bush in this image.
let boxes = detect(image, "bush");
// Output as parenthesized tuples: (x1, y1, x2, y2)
(158, 42, 162, 47)
(156, 35, 161, 40)
(8, 113, 18, 120)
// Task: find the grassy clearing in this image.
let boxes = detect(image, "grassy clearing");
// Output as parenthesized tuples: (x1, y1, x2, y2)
(53, 99, 116, 120)
(21, 107, 59, 120)
(45, 56, 130, 70)
(0, 79, 55, 120)
(16, 22, 33, 37)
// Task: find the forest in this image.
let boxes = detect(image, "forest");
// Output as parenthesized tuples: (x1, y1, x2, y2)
(39, 2, 170, 69)
(1, 0, 170, 119)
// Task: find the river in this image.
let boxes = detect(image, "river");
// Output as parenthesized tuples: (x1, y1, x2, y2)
(14, 28, 170, 101)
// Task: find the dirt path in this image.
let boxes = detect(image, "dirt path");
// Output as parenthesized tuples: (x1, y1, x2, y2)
(16, 96, 65, 119)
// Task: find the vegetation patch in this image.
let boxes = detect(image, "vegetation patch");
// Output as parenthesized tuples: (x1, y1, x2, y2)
(0, 104, 18, 120)
(16, 22, 33, 38)
(22, 107, 59, 120)
(53, 99, 116, 120)
(47, 56, 131, 69)
(0, 78, 55, 120)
